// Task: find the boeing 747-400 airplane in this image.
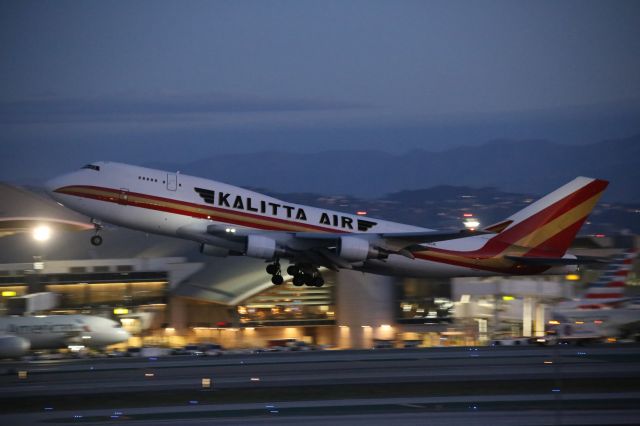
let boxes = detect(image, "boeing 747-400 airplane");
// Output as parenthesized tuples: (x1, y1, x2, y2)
(46, 162, 608, 287)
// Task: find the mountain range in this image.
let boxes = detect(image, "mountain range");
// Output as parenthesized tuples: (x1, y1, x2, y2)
(148, 134, 640, 202)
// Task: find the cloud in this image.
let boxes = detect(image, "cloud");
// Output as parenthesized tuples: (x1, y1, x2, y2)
(0, 92, 365, 125)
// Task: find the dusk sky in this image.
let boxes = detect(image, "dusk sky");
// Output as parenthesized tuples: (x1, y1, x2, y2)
(1, 0, 639, 183)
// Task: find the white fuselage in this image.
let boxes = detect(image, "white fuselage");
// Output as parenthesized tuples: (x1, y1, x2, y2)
(552, 304, 640, 337)
(48, 162, 426, 236)
(0, 314, 130, 350)
(45, 162, 573, 278)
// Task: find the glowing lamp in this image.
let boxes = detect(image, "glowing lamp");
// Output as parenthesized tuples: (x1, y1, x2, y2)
(463, 217, 480, 230)
(32, 225, 51, 242)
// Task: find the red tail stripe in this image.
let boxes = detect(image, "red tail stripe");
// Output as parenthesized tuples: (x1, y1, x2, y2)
(585, 293, 624, 299)
(495, 179, 607, 246)
(521, 219, 586, 258)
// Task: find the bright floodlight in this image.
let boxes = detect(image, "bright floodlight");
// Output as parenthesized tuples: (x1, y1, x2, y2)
(463, 217, 480, 230)
(32, 225, 51, 242)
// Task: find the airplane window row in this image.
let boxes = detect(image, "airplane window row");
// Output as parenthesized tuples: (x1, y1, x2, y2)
(138, 176, 165, 183)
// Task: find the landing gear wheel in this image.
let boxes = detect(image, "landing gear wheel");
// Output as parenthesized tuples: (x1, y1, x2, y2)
(286, 265, 299, 276)
(90, 235, 103, 246)
(271, 275, 284, 285)
(312, 276, 325, 287)
(293, 275, 305, 286)
(266, 264, 279, 275)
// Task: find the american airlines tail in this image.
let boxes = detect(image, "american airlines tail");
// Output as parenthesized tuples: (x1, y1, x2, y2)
(582, 249, 637, 305)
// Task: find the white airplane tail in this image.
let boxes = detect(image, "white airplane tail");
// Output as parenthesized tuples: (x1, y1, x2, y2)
(582, 249, 637, 304)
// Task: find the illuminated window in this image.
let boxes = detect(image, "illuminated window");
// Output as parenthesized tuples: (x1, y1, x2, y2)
(47, 284, 87, 306)
(0, 286, 27, 297)
(131, 282, 166, 303)
(89, 283, 127, 304)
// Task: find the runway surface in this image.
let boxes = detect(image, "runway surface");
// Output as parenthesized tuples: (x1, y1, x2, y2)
(1, 345, 639, 425)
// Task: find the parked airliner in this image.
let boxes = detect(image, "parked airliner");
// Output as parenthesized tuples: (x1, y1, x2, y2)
(46, 162, 608, 287)
(549, 249, 640, 340)
(0, 315, 130, 358)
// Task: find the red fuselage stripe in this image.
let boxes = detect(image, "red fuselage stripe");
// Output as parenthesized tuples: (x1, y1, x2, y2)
(56, 185, 346, 233)
(54, 184, 564, 275)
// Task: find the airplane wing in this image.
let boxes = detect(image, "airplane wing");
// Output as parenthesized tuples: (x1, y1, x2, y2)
(505, 255, 609, 266)
(294, 229, 489, 252)
(292, 229, 490, 271)
(177, 224, 491, 271)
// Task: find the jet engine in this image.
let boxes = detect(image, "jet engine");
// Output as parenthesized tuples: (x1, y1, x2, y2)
(200, 244, 230, 257)
(337, 236, 384, 262)
(246, 235, 277, 259)
(0, 335, 30, 359)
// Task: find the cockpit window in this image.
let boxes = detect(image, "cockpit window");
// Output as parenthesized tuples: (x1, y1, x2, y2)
(82, 164, 100, 171)
(113, 323, 122, 328)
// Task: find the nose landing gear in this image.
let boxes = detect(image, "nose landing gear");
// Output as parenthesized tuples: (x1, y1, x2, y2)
(90, 219, 103, 246)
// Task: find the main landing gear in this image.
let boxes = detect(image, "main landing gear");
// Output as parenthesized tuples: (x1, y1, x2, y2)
(90, 219, 103, 246)
(265, 261, 325, 287)
(266, 261, 284, 285)
(287, 264, 325, 287)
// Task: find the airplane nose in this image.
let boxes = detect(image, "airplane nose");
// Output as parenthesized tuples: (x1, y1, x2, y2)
(44, 174, 69, 199)
(44, 176, 61, 194)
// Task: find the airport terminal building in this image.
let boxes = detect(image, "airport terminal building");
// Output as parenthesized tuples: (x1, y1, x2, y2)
(1, 183, 638, 350)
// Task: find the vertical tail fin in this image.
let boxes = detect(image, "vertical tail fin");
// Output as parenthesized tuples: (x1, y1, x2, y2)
(484, 177, 609, 257)
(584, 249, 637, 302)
